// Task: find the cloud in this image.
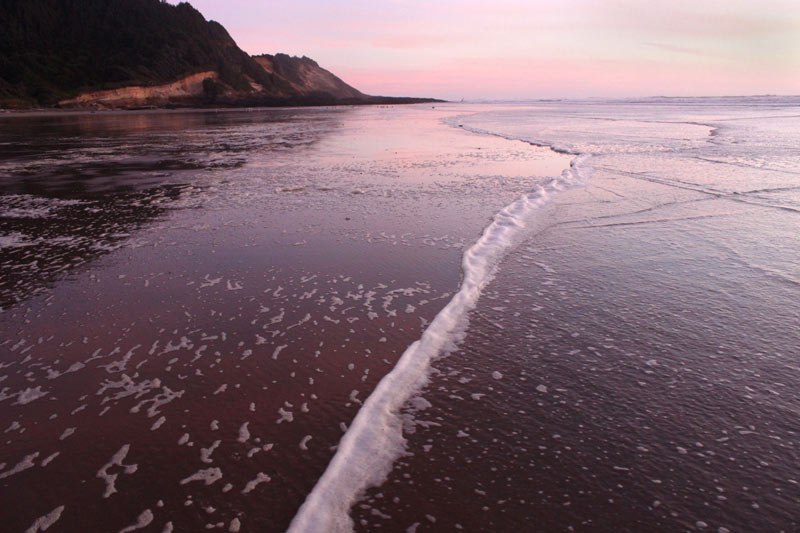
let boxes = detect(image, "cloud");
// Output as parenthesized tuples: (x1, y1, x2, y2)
(643, 42, 713, 58)
(369, 34, 454, 50)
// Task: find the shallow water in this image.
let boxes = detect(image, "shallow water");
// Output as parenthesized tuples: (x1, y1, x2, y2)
(352, 99, 800, 532)
(1, 99, 798, 532)
(0, 105, 568, 531)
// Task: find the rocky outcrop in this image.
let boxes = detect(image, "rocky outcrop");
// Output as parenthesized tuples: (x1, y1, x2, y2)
(58, 71, 218, 108)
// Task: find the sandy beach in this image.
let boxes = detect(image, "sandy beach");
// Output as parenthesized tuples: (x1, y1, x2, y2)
(3, 99, 799, 532)
(0, 104, 569, 531)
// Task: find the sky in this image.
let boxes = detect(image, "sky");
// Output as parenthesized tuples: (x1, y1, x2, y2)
(178, 0, 800, 100)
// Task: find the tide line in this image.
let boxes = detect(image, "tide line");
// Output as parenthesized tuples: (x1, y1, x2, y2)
(288, 148, 591, 533)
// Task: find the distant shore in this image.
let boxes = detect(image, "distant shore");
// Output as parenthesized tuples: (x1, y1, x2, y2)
(0, 99, 445, 117)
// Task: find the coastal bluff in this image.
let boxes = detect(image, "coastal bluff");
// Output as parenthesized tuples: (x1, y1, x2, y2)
(0, 0, 436, 109)
(57, 71, 219, 108)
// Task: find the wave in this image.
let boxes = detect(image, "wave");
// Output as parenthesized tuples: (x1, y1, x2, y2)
(287, 117, 592, 533)
(443, 113, 581, 156)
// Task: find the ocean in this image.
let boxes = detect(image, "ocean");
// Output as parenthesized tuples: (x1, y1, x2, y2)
(1, 98, 798, 532)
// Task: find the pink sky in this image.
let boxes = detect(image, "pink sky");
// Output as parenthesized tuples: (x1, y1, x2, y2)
(179, 0, 800, 99)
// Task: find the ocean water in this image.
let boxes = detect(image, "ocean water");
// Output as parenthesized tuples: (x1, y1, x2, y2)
(341, 98, 800, 532)
(1, 99, 798, 532)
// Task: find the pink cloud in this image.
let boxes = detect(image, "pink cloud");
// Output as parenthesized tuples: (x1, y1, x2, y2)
(643, 42, 712, 58)
(335, 55, 800, 99)
(369, 34, 455, 50)
(178, 0, 800, 98)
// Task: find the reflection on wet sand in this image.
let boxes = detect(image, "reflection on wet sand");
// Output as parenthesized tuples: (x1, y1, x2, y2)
(0, 109, 345, 309)
(0, 105, 570, 531)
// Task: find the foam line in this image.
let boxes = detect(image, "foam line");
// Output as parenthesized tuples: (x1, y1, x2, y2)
(442, 113, 582, 156)
(288, 132, 591, 533)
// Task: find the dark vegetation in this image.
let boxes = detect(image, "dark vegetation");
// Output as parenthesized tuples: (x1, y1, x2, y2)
(0, 0, 440, 108)
(0, 0, 289, 107)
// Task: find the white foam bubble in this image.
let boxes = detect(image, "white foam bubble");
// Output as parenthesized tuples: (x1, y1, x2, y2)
(289, 152, 590, 532)
(241, 472, 270, 494)
(97, 445, 137, 498)
(200, 440, 221, 463)
(0, 452, 40, 480)
(237, 422, 250, 443)
(118, 509, 153, 532)
(15, 386, 48, 405)
(41, 452, 60, 467)
(276, 408, 293, 424)
(180, 467, 223, 486)
(272, 345, 288, 360)
(25, 505, 65, 533)
(200, 275, 222, 289)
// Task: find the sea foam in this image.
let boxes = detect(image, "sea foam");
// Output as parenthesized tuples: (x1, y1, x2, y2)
(288, 136, 591, 532)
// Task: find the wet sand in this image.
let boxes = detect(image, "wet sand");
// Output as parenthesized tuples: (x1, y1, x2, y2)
(8, 100, 795, 533)
(0, 105, 569, 531)
(349, 101, 800, 532)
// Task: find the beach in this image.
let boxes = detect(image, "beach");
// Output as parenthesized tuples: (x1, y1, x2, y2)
(0, 104, 568, 531)
(1, 99, 799, 532)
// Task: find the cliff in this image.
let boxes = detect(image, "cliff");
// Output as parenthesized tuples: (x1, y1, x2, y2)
(0, 0, 437, 108)
(56, 71, 218, 107)
(0, 0, 291, 107)
(253, 54, 365, 101)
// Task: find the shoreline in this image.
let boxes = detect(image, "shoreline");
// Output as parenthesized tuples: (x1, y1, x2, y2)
(288, 147, 589, 531)
(0, 104, 572, 531)
(0, 98, 445, 118)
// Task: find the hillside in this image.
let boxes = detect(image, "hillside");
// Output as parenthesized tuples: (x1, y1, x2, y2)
(0, 0, 436, 108)
(254, 54, 365, 101)
(0, 0, 295, 107)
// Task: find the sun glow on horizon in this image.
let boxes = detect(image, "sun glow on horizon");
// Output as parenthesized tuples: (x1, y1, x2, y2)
(178, 0, 800, 99)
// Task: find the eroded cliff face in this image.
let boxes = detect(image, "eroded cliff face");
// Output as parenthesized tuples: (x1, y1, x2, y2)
(58, 72, 220, 108)
(2, 1, 434, 109)
(253, 54, 365, 100)
(0, 0, 287, 108)
(58, 53, 368, 108)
